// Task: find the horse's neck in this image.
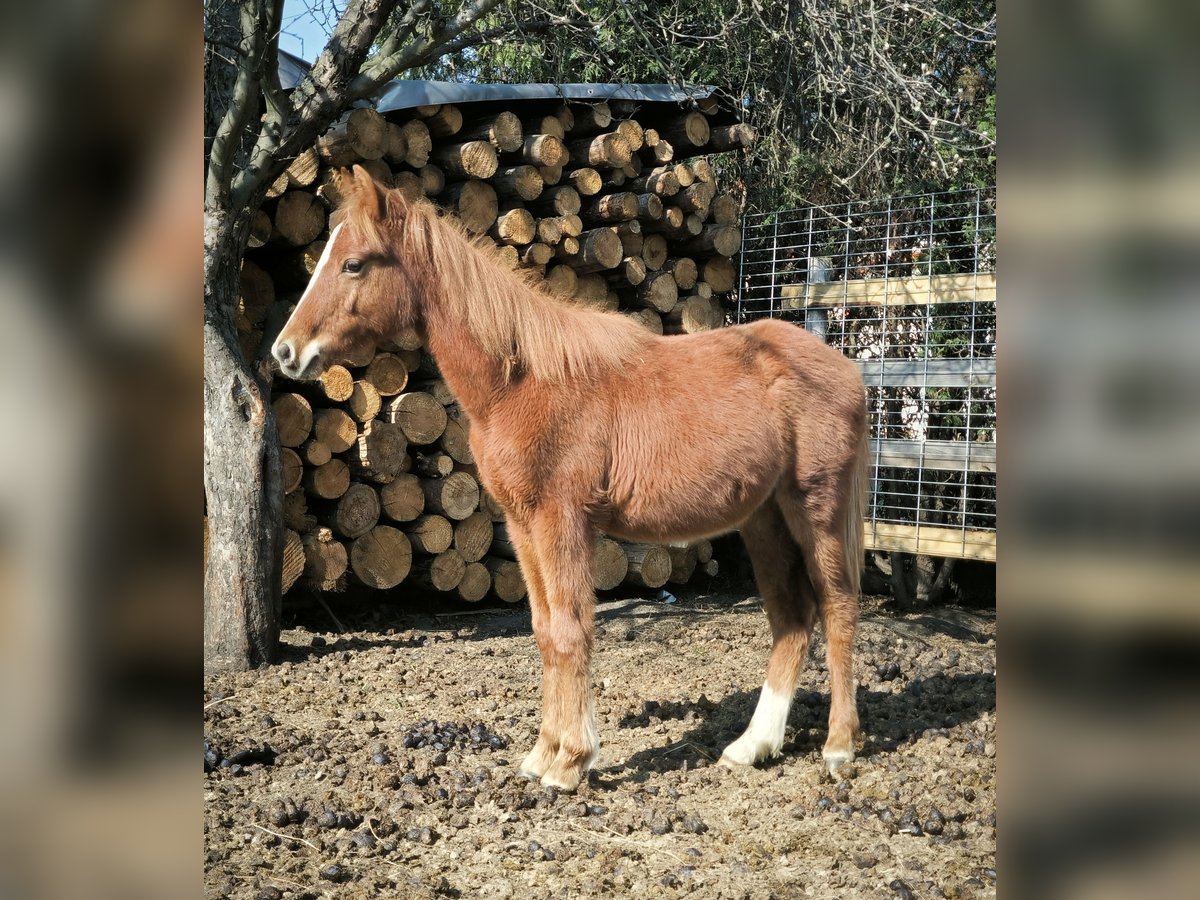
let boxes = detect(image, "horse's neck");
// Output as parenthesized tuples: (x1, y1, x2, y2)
(415, 314, 495, 424)
(417, 252, 511, 423)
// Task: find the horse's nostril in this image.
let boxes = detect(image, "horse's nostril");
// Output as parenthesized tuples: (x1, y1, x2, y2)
(275, 341, 294, 365)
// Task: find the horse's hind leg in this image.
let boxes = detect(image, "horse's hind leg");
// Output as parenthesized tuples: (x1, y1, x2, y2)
(720, 500, 818, 767)
(777, 487, 861, 772)
(516, 507, 598, 792)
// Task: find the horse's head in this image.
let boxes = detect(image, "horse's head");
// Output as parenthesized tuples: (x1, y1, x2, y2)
(272, 165, 421, 380)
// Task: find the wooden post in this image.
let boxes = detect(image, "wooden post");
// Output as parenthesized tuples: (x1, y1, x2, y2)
(805, 256, 832, 339)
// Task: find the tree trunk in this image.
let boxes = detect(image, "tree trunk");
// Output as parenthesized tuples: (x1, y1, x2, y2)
(204, 206, 282, 673)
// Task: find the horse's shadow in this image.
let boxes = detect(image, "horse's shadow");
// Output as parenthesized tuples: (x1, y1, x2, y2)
(596, 671, 996, 788)
(276, 598, 538, 663)
(276, 592, 739, 664)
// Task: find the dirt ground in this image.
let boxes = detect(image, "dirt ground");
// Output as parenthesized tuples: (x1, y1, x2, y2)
(203, 590, 996, 899)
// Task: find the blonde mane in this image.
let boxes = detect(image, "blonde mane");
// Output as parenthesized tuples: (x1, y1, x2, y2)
(339, 183, 651, 384)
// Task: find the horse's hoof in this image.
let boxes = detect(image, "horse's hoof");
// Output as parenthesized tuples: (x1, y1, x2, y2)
(539, 766, 582, 792)
(519, 743, 557, 780)
(517, 769, 541, 782)
(719, 735, 780, 768)
(540, 762, 583, 793)
(822, 748, 855, 774)
(717, 752, 750, 770)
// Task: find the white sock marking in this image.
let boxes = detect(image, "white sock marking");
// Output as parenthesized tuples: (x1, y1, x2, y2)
(721, 682, 793, 766)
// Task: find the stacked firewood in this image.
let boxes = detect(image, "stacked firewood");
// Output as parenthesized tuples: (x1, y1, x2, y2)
(241, 96, 754, 602)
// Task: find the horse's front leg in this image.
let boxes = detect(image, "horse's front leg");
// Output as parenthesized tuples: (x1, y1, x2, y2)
(503, 520, 559, 780)
(512, 509, 598, 791)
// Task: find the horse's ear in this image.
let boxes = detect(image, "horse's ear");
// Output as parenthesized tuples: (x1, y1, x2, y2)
(384, 185, 410, 221)
(350, 164, 386, 220)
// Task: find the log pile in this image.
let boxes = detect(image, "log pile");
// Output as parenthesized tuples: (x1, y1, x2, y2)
(241, 94, 753, 603)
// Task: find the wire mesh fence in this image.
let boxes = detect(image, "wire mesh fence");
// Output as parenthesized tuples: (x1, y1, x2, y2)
(737, 188, 997, 560)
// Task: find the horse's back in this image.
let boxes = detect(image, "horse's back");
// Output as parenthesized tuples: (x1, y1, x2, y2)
(648, 319, 863, 413)
(741, 319, 862, 384)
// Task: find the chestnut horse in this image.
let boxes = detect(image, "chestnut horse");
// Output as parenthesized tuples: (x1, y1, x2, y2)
(274, 166, 869, 792)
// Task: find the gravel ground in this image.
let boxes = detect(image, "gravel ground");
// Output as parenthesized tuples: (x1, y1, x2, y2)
(204, 591, 996, 899)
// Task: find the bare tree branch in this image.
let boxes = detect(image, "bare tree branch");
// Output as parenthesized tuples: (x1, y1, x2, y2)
(349, 0, 507, 99)
(206, 0, 267, 208)
(297, 0, 399, 109)
(233, 0, 291, 209)
(417, 13, 567, 67)
(357, 0, 435, 82)
(233, 0, 400, 204)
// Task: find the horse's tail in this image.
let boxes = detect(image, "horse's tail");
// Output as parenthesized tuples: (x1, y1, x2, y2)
(844, 420, 870, 599)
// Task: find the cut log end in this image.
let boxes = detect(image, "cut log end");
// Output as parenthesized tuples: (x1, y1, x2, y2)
(380, 473, 424, 522)
(623, 543, 672, 589)
(327, 482, 381, 539)
(301, 528, 348, 590)
(592, 537, 629, 590)
(273, 393, 313, 447)
(420, 471, 480, 521)
(406, 514, 454, 555)
(486, 558, 527, 603)
(453, 511, 495, 563)
(350, 525, 412, 589)
(282, 529, 306, 594)
(457, 562, 492, 602)
(412, 549, 467, 592)
(386, 391, 450, 445)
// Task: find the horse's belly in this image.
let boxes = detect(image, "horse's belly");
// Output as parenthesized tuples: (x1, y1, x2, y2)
(601, 510, 751, 545)
(596, 397, 788, 540)
(599, 455, 780, 543)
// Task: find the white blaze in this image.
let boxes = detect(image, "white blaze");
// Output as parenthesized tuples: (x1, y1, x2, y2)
(272, 223, 343, 374)
(293, 222, 342, 314)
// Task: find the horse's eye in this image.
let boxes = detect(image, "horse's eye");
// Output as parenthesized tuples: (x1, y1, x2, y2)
(342, 259, 364, 274)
